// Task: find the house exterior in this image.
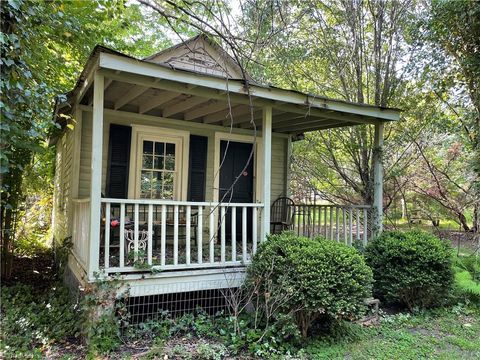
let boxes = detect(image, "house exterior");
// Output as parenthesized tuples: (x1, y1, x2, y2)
(52, 34, 400, 298)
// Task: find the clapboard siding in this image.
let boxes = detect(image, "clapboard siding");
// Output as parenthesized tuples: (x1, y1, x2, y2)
(270, 136, 287, 204)
(52, 126, 75, 240)
(77, 113, 288, 204)
(78, 112, 92, 198)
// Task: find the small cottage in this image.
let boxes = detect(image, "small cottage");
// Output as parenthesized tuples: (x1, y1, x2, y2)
(51, 34, 399, 301)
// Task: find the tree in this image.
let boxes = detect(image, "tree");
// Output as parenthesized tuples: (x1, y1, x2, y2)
(422, 0, 480, 232)
(0, 0, 170, 277)
(246, 0, 418, 207)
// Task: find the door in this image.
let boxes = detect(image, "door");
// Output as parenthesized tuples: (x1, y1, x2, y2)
(219, 140, 254, 241)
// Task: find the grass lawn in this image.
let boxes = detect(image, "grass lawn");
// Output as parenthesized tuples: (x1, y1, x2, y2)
(304, 307, 480, 360)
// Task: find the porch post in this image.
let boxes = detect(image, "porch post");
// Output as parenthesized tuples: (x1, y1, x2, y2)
(261, 106, 272, 241)
(88, 71, 104, 280)
(373, 122, 384, 236)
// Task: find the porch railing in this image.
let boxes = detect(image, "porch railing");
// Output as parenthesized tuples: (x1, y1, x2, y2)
(71, 198, 90, 268)
(99, 198, 264, 274)
(291, 204, 373, 245)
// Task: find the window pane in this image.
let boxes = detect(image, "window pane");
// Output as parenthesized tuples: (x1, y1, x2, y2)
(163, 186, 173, 199)
(154, 142, 165, 156)
(153, 172, 162, 198)
(165, 155, 175, 170)
(153, 156, 163, 170)
(143, 141, 153, 155)
(142, 155, 153, 169)
(163, 172, 174, 186)
(140, 171, 152, 198)
(166, 143, 175, 155)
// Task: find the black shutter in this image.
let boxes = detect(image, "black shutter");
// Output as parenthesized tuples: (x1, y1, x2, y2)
(188, 135, 208, 202)
(106, 124, 131, 198)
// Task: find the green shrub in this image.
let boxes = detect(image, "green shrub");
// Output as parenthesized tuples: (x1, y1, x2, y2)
(246, 232, 373, 338)
(365, 230, 454, 310)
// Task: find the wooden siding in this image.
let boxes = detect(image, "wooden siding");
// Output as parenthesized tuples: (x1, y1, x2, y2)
(52, 126, 75, 240)
(78, 111, 288, 205)
(78, 113, 92, 198)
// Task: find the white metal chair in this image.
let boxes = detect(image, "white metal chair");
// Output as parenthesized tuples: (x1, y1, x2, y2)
(124, 229, 149, 254)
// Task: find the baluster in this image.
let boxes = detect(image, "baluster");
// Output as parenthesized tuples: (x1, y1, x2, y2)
(330, 206, 334, 240)
(335, 206, 340, 242)
(356, 209, 360, 241)
(324, 206, 328, 238)
(242, 206, 247, 262)
(220, 206, 226, 264)
(186, 205, 191, 266)
(173, 205, 179, 266)
(252, 207, 258, 254)
(104, 202, 110, 269)
(161, 204, 166, 266)
(363, 208, 368, 246)
(133, 204, 139, 263)
(343, 207, 347, 244)
(197, 206, 203, 264)
(348, 208, 353, 246)
(147, 204, 153, 265)
(119, 203, 125, 268)
(231, 206, 236, 262)
(209, 206, 215, 264)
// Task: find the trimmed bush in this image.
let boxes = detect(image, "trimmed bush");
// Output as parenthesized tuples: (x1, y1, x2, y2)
(365, 230, 454, 310)
(246, 232, 373, 338)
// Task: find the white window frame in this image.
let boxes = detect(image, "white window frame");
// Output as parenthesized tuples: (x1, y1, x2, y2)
(128, 125, 189, 200)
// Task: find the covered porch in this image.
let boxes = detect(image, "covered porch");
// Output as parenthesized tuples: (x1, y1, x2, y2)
(57, 41, 399, 294)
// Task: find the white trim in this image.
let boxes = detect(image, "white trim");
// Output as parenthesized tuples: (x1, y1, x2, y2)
(101, 198, 264, 207)
(128, 125, 190, 201)
(119, 268, 247, 296)
(213, 132, 263, 204)
(261, 107, 272, 240)
(88, 72, 103, 280)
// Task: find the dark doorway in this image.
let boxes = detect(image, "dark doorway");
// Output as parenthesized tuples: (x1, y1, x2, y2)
(219, 140, 254, 240)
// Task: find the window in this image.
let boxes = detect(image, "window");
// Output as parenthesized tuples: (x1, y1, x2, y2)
(140, 140, 176, 199)
(129, 126, 189, 200)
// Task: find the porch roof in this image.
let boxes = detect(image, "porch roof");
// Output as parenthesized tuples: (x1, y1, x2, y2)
(56, 44, 400, 136)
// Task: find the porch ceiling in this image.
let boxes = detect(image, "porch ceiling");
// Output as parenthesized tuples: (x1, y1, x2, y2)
(64, 46, 401, 135)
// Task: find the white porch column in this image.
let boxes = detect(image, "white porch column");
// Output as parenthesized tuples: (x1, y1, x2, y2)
(261, 106, 272, 241)
(88, 72, 104, 280)
(373, 122, 384, 236)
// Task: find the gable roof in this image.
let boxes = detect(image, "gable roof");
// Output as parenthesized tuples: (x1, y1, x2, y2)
(144, 34, 248, 80)
(51, 34, 400, 144)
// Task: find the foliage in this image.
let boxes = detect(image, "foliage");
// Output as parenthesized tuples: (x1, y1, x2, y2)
(0, 283, 81, 358)
(411, 0, 480, 231)
(246, 232, 373, 338)
(453, 254, 480, 302)
(0, 0, 171, 278)
(196, 343, 228, 360)
(81, 274, 128, 355)
(365, 230, 454, 309)
(305, 305, 480, 359)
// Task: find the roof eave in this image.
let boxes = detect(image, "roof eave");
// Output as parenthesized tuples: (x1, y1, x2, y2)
(98, 52, 401, 122)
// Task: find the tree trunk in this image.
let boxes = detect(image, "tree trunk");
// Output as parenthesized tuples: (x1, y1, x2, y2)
(473, 204, 479, 234)
(1, 207, 13, 278)
(457, 212, 470, 232)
